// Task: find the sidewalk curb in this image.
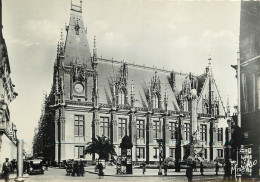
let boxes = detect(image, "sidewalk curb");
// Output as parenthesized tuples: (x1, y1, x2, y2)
(85, 170, 223, 177)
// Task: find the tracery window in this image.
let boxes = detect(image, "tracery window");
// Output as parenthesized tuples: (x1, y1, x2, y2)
(217, 128, 223, 142)
(74, 146, 84, 159)
(184, 123, 190, 140)
(204, 103, 209, 114)
(100, 117, 110, 138)
(169, 122, 177, 139)
(118, 89, 126, 105)
(75, 115, 84, 137)
(215, 104, 219, 116)
(136, 147, 145, 159)
(200, 124, 207, 141)
(137, 120, 145, 139)
(153, 121, 160, 139)
(118, 118, 127, 138)
(153, 94, 159, 108)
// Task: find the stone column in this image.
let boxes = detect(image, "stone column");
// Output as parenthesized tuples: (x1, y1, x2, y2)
(162, 116, 168, 160)
(129, 111, 136, 144)
(129, 111, 136, 161)
(92, 109, 99, 161)
(111, 110, 117, 143)
(16, 139, 23, 181)
(209, 119, 216, 161)
(189, 89, 198, 157)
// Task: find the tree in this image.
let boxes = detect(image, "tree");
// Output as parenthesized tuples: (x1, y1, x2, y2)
(85, 136, 117, 161)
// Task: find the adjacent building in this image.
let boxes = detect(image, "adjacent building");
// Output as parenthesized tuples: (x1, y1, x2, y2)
(0, 0, 18, 171)
(237, 1, 260, 178)
(34, 1, 229, 164)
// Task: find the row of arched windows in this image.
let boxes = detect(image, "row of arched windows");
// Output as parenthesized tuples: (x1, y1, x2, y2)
(203, 103, 219, 115)
(117, 89, 161, 109)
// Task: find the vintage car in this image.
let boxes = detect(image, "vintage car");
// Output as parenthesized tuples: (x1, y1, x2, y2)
(28, 159, 44, 174)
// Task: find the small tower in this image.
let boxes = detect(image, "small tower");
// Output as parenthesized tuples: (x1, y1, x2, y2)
(92, 36, 98, 70)
(205, 56, 211, 74)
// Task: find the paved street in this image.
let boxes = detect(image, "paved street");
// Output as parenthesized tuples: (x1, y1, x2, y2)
(1, 167, 229, 182)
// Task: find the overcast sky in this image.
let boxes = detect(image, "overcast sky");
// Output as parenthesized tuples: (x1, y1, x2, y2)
(2, 0, 240, 153)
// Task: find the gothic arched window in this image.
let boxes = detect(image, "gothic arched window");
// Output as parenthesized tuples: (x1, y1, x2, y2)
(118, 89, 126, 105)
(215, 104, 219, 116)
(204, 103, 209, 114)
(153, 94, 159, 108)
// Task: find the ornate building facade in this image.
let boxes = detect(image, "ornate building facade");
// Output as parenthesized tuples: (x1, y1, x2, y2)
(238, 1, 260, 178)
(35, 1, 229, 164)
(0, 0, 18, 171)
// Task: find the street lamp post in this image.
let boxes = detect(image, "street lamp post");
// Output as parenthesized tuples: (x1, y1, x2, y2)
(175, 113, 184, 172)
(157, 138, 163, 175)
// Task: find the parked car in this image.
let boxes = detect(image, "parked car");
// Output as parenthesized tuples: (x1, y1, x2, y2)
(28, 159, 44, 174)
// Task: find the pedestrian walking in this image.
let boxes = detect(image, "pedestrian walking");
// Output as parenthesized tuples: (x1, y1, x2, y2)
(164, 163, 168, 176)
(200, 162, 204, 175)
(215, 161, 219, 175)
(2, 158, 12, 182)
(97, 163, 104, 179)
(186, 165, 193, 182)
(142, 161, 146, 175)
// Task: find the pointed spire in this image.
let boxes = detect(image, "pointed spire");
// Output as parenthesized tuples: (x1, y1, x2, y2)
(205, 55, 212, 74)
(64, 0, 91, 67)
(71, 0, 83, 13)
(60, 28, 64, 41)
(57, 42, 60, 57)
(93, 35, 97, 57)
(130, 80, 135, 108)
(164, 86, 168, 110)
(208, 55, 212, 67)
(92, 36, 98, 70)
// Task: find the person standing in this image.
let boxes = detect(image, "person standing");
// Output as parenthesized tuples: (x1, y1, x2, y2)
(45, 161, 49, 171)
(2, 158, 13, 182)
(224, 160, 231, 180)
(142, 161, 146, 175)
(79, 160, 85, 177)
(192, 160, 197, 172)
(200, 162, 204, 175)
(164, 163, 168, 176)
(76, 161, 80, 176)
(186, 165, 193, 182)
(215, 161, 219, 175)
(72, 161, 77, 176)
(97, 163, 104, 179)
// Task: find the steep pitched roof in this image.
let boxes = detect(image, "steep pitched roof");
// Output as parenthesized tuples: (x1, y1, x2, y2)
(63, 8, 91, 68)
(97, 59, 181, 111)
(197, 73, 207, 97)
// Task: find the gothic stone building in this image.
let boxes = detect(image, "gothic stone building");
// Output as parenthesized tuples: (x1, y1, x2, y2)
(37, 2, 228, 164)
